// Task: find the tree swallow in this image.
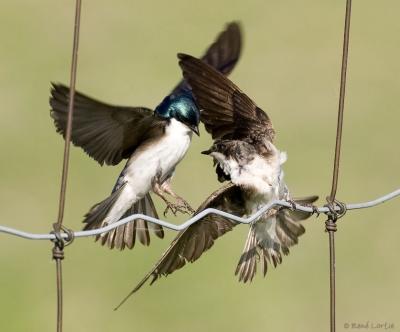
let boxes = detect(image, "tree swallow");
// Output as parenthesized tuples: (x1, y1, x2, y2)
(50, 23, 242, 250)
(114, 54, 317, 308)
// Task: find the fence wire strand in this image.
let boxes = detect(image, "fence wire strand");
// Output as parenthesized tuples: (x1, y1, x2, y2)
(52, 1, 82, 332)
(326, 2, 352, 332)
(1, 189, 399, 240)
(329, 0, 352, 203)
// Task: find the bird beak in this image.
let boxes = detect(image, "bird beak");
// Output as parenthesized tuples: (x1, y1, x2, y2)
(191, 125, 200, 136)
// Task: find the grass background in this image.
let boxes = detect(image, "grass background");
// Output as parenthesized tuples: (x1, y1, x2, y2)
(0, 1, 399, 331)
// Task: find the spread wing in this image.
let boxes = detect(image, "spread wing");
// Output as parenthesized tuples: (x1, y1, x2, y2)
(50, 23, 242, 166)
(178, 53, 275, 142)
(50, 83, 155, 166)
(115, 183, 245, 309)
(171, 22, 242, 95)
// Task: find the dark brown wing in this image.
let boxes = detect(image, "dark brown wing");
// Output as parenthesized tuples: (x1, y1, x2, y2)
(50, 83, 155, 166)
(171, 22, 242, 95)
(178, 53, 275, 142)
(115, 183, 245, 309)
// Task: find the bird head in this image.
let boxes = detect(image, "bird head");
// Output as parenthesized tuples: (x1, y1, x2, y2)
(155, 93, 200, 136)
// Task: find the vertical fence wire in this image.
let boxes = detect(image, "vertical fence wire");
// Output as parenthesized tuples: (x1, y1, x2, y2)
(327, 1, 352, 332)
(52, 1, 82, 332)
(329, 0, 352, 202)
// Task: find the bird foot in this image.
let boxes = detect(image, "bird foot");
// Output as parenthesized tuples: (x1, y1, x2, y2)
(307, 203, 320, 217)
(176, 197, 195, 214)
(163, 198, 194, 217)
(286, 199, 297, 211)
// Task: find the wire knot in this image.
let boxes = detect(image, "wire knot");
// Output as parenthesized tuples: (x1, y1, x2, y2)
(52, 245, 65, 260)
(324, 197, 346, 232)
(50, 223, 75, 260)
(325, 219, 338, 232)
(324, 197, 347, 221)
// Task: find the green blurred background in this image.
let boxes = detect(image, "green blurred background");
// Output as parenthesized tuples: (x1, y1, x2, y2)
(1, 1, 399, 331)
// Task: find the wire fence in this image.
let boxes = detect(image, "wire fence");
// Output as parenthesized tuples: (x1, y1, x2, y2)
(325, 1, 352, 331)
(1, 189, 399, 240)
(0, 1, 399, 332)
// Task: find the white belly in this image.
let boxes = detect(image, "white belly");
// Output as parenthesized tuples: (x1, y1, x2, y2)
(230, 154, 282, 202)
(211, 144, 287, 203)
(103, 119, 192, 225)
(124, 119, 191, 198)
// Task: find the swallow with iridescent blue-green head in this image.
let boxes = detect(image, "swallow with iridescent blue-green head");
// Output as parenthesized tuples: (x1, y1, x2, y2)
(49, 22, 242, 250)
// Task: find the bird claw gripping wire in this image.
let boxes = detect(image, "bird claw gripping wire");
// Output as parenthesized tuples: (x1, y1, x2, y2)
(50, 223, 75, 260)
(286, 199, 297, 211)
(287, 199, 320, 217)
(305, 203, 321, 218)
(324, 197, 347, 232)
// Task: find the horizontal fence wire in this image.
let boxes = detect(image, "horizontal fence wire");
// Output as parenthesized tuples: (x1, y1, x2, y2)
(1, 188, 399, 241)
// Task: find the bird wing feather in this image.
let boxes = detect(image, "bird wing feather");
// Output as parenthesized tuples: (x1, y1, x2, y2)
(114, 183, 245, 309)
(50, 23, 243, 166)
(235, 195, 319, 283)
(50, 83, 154, 166)
(178, 53, 275, 142)
(171, 22, 242, 95)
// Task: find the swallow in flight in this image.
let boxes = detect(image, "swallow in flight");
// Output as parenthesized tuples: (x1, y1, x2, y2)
(114, 53, 317, 309)
(50, 23, 242, 250)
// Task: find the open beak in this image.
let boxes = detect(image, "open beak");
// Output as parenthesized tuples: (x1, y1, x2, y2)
(191, 125, 200, 136)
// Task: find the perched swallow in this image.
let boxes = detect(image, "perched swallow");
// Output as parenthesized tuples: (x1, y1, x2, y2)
(50, 23, 242, 250)
(114, 54, 317, 308)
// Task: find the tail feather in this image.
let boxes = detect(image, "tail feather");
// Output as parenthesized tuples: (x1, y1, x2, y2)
(235, 226, 258, 283)
(124, 220, 136, 249)
(113, 223, 125, 249)
(106, 229, 117, 249)
(83, 182, 127, 231)
(143, 195, 164, 238)
(235, 195, 318, 282)
(83, 189, 163, 250)
(135, 218, 150, 246)
(275, 195, 318, 248)
(260, 249, 269, 276)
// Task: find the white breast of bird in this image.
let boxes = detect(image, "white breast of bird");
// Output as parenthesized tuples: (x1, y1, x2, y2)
(123, 118, 193, 197)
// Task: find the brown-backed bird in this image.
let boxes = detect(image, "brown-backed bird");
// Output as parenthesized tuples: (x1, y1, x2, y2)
(114, 53, 317, 308)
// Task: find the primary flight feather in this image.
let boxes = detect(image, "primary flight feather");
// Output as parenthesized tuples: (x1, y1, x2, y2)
(50, 23, 242, 250)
